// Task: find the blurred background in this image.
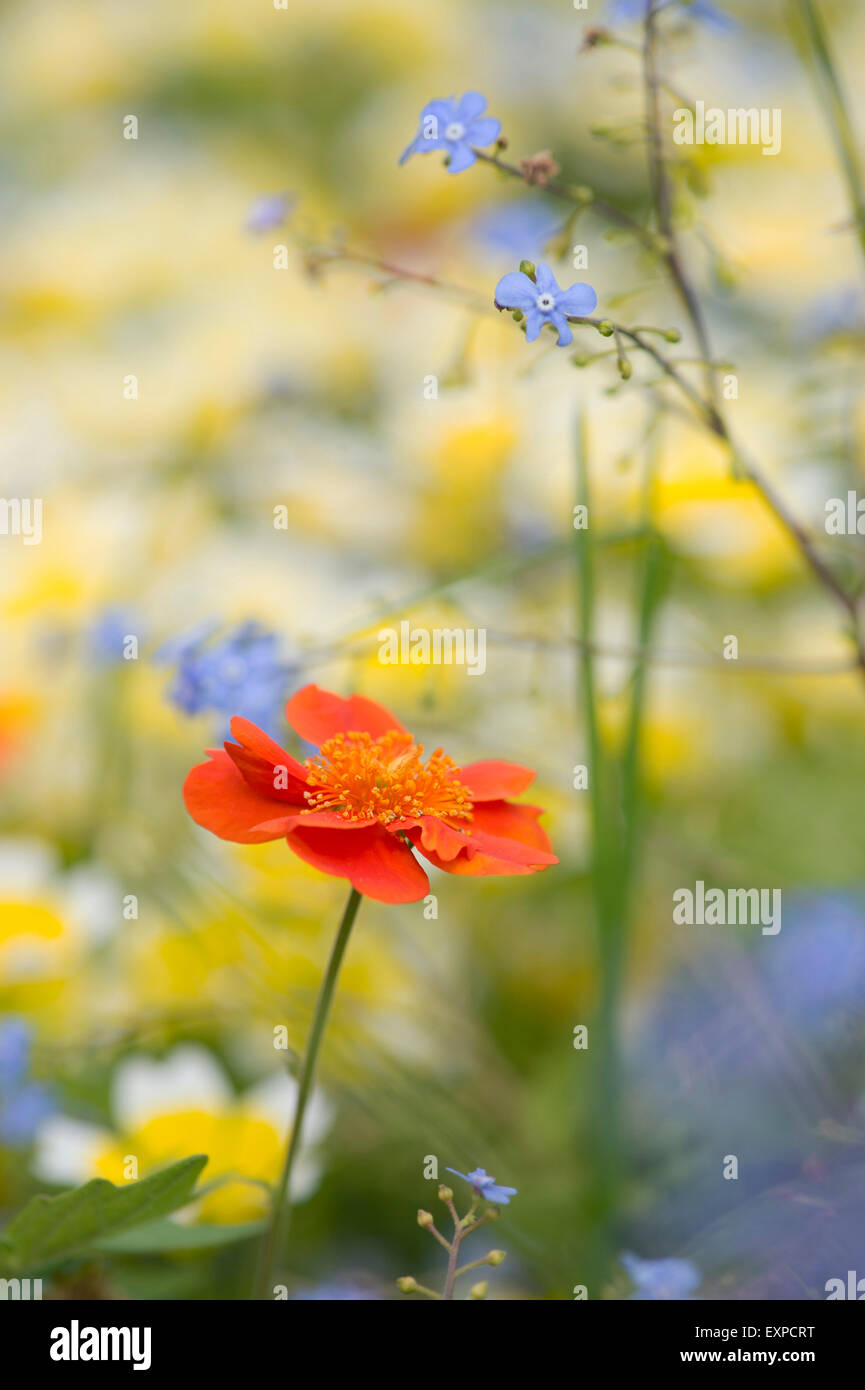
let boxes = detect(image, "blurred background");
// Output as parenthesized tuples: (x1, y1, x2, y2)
(2, 0, 865, 1300)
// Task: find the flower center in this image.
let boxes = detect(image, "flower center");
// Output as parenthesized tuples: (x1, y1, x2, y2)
(302, 730, 474, 826)
(536, 292, 556, 312)
(445, 121, 466, 141)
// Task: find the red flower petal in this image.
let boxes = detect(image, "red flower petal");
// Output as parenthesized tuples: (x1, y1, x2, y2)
(414, 841, 534, 877)
(460, 760, 536, 801)
(230, 717, 308, 779)
(470, 800, 555, 855)
(183, 750, 291, 844)
(407, 802, 557, 877)
(225, 716, 308, 804)
(286, 684, 406, 746)
(251, 811, 377, 834)
(391, 815, 473, 863)
(285, 822, 429, 903)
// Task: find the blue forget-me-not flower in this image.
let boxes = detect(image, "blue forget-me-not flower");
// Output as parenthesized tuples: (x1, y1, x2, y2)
(245, 192, 294, 234)
(399, 92, 501, 175)
(495, 262, 598, 346)
(155, 621, 295, 741)
(87, 605, 140, 665)
(0, 1016, 55, 1147)
(446, 1166, 518, 1205)
(621, 1251, 701, 1299)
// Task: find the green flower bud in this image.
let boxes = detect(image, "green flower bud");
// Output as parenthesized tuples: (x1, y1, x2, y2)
(618, 358, 633, 380)
(511, 309, 525, 322)
(486, 1250, 507, 1266)
(437, 1184, 454, 1203)
(664, 328, 682, 343)
(574, 185, 594, 205)
(397, 1276, 418, 1294)
(597, 321, 614, 338)
(572, 354, 591, 368)
(519, 260, 537, 281)
(417, 1209, 434, 1228)
(469, 1281, 489, 1300)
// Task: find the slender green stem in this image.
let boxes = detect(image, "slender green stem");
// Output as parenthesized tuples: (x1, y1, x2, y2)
(793, 0, 865, 273)
(575, 412, 623, 1286)
(471, 148, 659, 254)
(454, 1254, 493, 1279)
(639, 0, 865, 675)
(253, 886, 363, 1299)
(442, 1235, 460, 1301)
(621, 427, 665, 885)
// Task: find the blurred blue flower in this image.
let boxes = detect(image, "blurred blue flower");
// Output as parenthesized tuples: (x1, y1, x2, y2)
(803, 285, 865, 342)
(244, 192, 294, 234)
(155, 621, 295, 740)
(290, 1280, 381, 1300)
(472, 200, 561, 261)
(621, 1251, 701, 1300)
(608, 0, 735, 28)
(446, 1166, 518, 1205)
(641, 895, 865, 1086)
(495, 262, 597, 346)
(88, 606, 141, 665)
(0, 1017, 55, 1147)
(763, 895, 865, 1036)
(399, 93, 501, 175)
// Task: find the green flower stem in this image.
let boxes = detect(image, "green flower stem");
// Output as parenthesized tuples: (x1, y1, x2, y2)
(638, 0, 865, 673)
(574, 413, 624, 1286)
(793, 0, 865, 273)
(440, 1191, 489, 1300)
(253, 885, 363, 1300)
(442, 1235, 461, 1301)
(453, 1251, 494, 1280)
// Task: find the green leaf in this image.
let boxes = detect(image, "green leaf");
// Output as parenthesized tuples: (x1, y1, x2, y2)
(93, 1217, 264, 1255)
(2, 1155, 208, 1273)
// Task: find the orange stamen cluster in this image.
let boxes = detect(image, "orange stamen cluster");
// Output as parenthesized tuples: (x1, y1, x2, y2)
(303, 730, 474, 826)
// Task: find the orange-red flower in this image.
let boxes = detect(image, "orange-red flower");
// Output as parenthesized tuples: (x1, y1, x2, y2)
(183, 684, 557, 904)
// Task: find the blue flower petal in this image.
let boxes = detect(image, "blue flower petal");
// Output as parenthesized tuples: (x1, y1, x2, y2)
(449, 1167, 519, 1205)
(419, 98, 458, 126)
(621, 1251, 701, 1300)
(524, 308, 544, 342)
(465, 117, 501, 149)
(446, 143, 476, 174)
(0, 1018, 32, 1093)
(484, 1183, 518, 1205)
(556, 281, 598, 317)
(399, 133, 447, 164)
(550, 311, 573, 347)
(0, 1083, 55, 1147)
(533, 261, 559, 295)
(456, 91, 488, 124)
(494, 271, 538, 310)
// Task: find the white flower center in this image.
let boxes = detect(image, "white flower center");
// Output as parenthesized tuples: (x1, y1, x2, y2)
(445, 122, 466, 141)
(536, 292, 556, 312)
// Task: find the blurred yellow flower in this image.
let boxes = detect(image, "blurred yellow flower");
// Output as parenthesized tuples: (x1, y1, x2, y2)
(34, 1046, 331, 1224)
